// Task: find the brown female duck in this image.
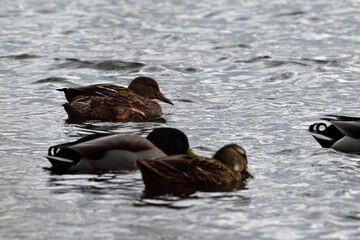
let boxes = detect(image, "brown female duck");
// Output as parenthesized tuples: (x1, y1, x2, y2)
(136, 144, 254, 189)
(58, 76, 173, 121)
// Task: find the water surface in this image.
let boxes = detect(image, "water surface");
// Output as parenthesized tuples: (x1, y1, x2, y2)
(1, 0, 360, 239)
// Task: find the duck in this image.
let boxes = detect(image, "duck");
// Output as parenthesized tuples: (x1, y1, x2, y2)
(309, 115, 360, 154)
(58, 76, 173, 121)
(136, 144, 254, 189)
(45, 128, 196, 173)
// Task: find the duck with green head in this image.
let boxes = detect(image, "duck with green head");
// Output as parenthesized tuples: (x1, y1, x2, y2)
(58, 76, 173, 121)
(45, 128, 196, 173)
(136, 144, 254, 189)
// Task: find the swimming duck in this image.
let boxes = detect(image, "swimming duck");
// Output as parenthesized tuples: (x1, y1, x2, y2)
(45, 128, 196, 173)
(136, 144, 254, 189)
(58, 76, 173, 121)
(309, 115, 360, 154)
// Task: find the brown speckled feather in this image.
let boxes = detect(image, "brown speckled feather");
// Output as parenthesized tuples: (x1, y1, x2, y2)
(60, 77, 171, 121)
(63, 87, 161, 121)
(136, 154, 241, 188)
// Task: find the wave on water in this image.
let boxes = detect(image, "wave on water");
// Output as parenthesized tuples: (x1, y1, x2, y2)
(54, 58, 145, 72)
(31, 77, 69, 84)
(0, 53, 40, 59)
(301, 58, 341, 66)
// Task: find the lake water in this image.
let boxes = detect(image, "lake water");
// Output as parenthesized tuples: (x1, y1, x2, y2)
(1, 0, 360, 239)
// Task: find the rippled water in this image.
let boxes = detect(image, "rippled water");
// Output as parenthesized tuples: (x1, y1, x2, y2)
(1, 0, 360, 239)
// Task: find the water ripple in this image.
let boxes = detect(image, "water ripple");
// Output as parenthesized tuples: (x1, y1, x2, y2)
(0, 53, 41, 59)
(54, 58, 145, 71)
(1, 0, 360, 239)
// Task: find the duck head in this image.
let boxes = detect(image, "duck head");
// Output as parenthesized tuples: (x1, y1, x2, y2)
(128, 77, 173, 105)
(146, 127, 196, 155)
(213, 144, 254, 179)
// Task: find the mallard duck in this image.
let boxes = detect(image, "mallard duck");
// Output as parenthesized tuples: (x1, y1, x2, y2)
(58, 76, 173, 121)
(136, 144, 254, 189)
(45, 128, 196, 173)
(309, 115, 360, 153)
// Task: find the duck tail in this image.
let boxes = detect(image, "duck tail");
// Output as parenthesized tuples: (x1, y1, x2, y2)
(58, 88, 100, 102)
(46, 145, 82, 169)
(62, 103, 74, 119)
(309, 122, 344, 148)
(57, 88, 79, 102)
(45, 155, 75, 166)
(62, 102, 88, 120)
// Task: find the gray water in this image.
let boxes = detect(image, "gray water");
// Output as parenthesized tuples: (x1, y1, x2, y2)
(1, 0, 360, 239)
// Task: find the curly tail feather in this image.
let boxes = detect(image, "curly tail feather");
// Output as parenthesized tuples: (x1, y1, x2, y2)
(309, 123, 344, 148)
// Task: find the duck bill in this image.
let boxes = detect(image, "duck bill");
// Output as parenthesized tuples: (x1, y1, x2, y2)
(156, 92, 174, 105)
(242, 168, 254, 179)
(186, 147, 198, 156)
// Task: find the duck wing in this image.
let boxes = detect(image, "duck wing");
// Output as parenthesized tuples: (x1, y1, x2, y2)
(58, 84, 126, 102)
(136, 155, 240, 188)
(46, 133, 166, 172)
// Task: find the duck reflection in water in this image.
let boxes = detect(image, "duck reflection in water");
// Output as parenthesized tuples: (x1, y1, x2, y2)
(140, 179, 249, 199)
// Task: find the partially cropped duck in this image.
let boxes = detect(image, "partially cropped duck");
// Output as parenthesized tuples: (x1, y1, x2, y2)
(45, 128, 196, 173)
(309, 115, 360, 154)
(57, 76, 173, 121)
(136, 144, 254, 189)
